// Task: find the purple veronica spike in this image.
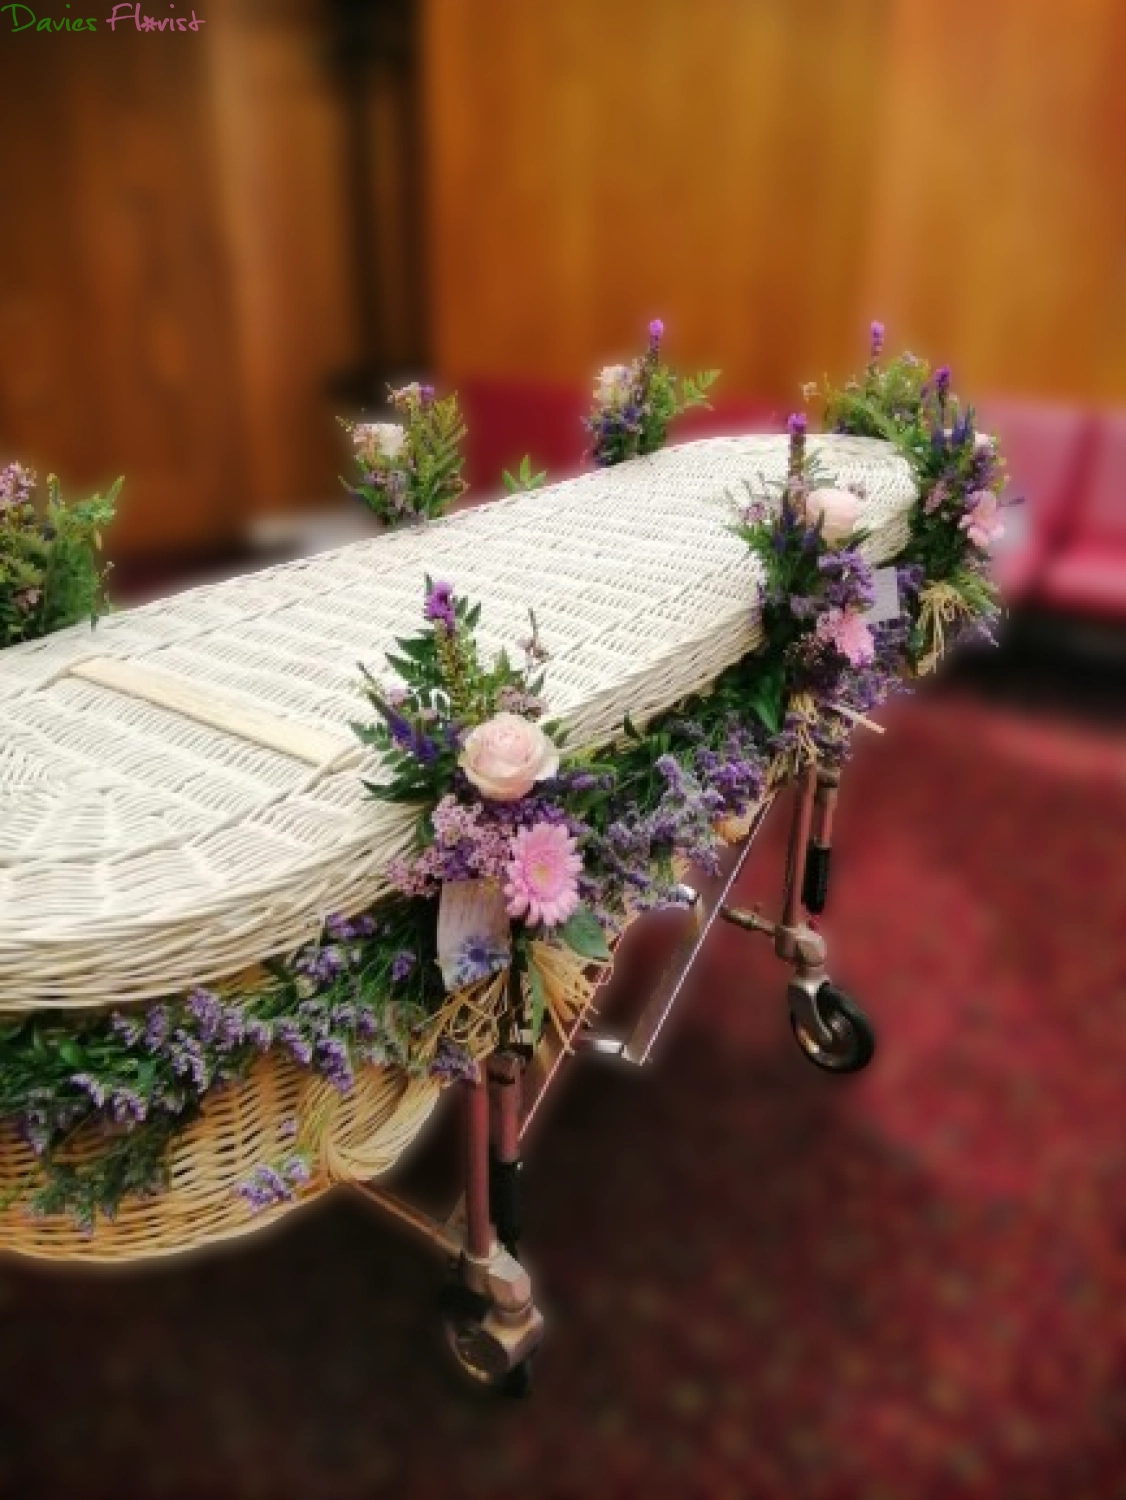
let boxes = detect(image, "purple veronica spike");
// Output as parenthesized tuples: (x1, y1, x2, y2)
(423, 579, 456, 630)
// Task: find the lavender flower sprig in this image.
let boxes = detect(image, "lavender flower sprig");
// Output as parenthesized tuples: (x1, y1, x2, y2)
(585, 320, 719, 468)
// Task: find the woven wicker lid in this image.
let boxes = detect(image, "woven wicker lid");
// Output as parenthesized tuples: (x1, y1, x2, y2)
(0, 434, 916, 1011)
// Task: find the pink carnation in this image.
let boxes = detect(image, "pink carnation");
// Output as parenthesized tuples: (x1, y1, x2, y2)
(960, 490, 1005, 551)
(816, 608, 875, 667)
(504, 822, 582, 928)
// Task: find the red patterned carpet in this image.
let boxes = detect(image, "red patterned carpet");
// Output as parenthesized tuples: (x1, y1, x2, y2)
(3, 687, 1126, 1499)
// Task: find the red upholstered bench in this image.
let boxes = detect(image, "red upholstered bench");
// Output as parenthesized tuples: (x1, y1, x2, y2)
(974, 399, 1094, 606)
(1037, 410, 1126, 622)
(458, 378, 776, 501)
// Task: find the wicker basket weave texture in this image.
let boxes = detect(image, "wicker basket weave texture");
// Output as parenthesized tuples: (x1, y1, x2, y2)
(0, 434, 916, 1012)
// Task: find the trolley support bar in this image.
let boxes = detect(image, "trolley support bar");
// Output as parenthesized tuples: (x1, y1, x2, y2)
(464, 1072, 494, 1260)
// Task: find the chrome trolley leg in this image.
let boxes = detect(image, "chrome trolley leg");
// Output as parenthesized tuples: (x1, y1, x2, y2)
(436, 1062, 542, 1397)
(721, 768, 876, 1073)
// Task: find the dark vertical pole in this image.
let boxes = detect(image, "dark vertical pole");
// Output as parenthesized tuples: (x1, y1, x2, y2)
(324, 0, 422, 412)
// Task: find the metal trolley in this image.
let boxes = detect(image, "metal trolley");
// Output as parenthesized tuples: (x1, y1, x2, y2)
(351, 765, 875, 1396)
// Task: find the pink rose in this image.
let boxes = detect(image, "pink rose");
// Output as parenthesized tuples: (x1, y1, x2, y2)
(804, 487, 862, 545)
(459, 713, 560, 803)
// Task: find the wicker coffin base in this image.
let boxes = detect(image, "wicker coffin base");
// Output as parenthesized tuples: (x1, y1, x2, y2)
(0, 1055, 442, 1263)
(0, 811, 758, 1264)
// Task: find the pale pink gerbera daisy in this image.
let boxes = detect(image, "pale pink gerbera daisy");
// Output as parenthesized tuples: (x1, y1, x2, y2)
(504, 822, 583, 928)
(816, 608, 876, 667)
(960, 490, 1005, 551)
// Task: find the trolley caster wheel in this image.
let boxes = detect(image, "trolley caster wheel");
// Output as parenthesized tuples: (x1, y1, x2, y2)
(790, 984, 875, 1074)
(438, 1283, 535, 1399)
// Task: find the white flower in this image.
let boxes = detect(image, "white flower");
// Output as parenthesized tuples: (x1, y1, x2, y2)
(594, 364, 633, 408)
(804, 487, 862, 545)
(353, 422, 407, 465)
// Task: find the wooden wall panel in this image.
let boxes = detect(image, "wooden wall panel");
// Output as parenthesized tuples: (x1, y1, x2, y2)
(0, 26, 245, 557)
(423, 0, 892, 404)
(206, 1, 355, 520)
(864, 0, 1126, 403)
(424, 0, 1126, 406)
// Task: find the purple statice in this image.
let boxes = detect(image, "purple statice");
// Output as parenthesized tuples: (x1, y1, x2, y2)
(244, 1016, 274, 1051)
(186, 987, 223, 1043)
(949, 410, 972, 448)
(143, 1004, 172, 1053)
(423, 579, 456, 630)
(689, 719, 766, 819)
(788, 593, 822, 621)
(648, 318, 665, 348)
(235, 1155, 311, 1214)
(275, 1019, 315, 1067)
(316, 1036, 355, 1094)
(70, 1073, 107, 1109)
(896, 562, 926, 601)
(294, 944, 348, 988)
(390, 950, 416, 984)
(186, 987, 247, 1051)
(430, 1038, 479, 1086)
(167, 1030, 210, 1091)
(870, 320, 885, 361)
(817, 547, 876, 613)
(108, 1087, 148, 1126)
(934, 365, 952, 410)
(558, 769, 601, 794)
(109, 1012, 144, 1047)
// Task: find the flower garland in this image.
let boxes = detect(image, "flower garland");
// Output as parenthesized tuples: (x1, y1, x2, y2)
(0, 325, 1006, 1230)
(812, 320, 1011, 674)
(340, 381, 468, 527)
(1, 464, 120, 647)
(586, 320, 719, 467)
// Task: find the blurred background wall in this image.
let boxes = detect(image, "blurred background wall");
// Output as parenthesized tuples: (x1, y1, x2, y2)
(1, 0, 1125, 561)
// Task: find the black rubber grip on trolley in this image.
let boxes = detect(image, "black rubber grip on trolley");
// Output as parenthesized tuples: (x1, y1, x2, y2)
(489, 1150, 523, 1250)
(802, 845, 832, 914)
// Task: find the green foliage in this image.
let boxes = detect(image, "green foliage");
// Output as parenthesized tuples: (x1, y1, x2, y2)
(1, 469, 120, 647)
(0, 896, 439, 1228)
(637, 365, 721, 456)
(557, 906, 611, 962)
(405, 389, 468, 519)
(354, 580, 548, 810)
(502, 455, 548, 494)
(813, 337, 1004, 666)
(587, 325, 720, 467)
(340, 384, 468, 528)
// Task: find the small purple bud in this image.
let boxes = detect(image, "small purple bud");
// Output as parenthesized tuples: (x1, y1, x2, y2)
(787, 412, 807, 438)
(648, 318, 664, 344)
(870, 320, 885, 359)
(423, 579, 456, 629)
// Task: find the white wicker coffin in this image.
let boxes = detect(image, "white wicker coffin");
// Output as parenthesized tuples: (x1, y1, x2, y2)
(0, 434, 917, 1015)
